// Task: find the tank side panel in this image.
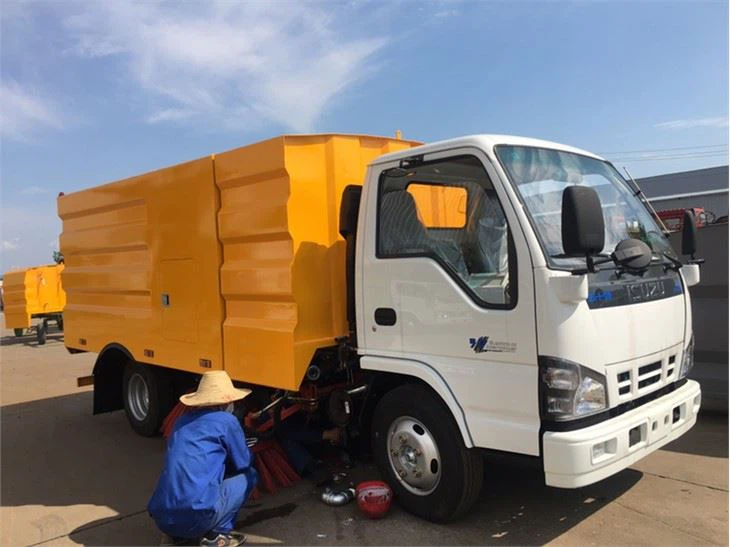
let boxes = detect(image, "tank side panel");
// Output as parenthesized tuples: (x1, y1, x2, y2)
(2, 269, 32, 329)
(216, 135, 419, 391)
(215, 138, 298, 388)
(58, 158, 224, 372)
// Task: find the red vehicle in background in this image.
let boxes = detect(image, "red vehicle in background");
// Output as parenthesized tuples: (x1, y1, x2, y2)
(657, 207, 711, 232)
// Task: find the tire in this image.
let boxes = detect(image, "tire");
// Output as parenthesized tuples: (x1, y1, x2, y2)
(13, 328, 24, 337)
(37, 321, 47, 345)
(372, 384, 484, 522)
(123, 362, 172, 437)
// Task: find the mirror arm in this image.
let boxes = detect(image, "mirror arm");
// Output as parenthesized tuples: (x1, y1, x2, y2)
(689, 256, 705, 266)
(587, 254, 613, 273)
(662, 252, 684, 273)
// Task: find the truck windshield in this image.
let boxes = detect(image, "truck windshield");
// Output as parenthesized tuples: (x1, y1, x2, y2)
(495, 145, 676, 269)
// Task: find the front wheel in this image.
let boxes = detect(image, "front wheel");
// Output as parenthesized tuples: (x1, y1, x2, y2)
(372, 384, 484, 522)
(123, 363, 172, 437)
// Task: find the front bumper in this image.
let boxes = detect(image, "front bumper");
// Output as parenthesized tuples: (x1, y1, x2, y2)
(543, 380, 701, 488)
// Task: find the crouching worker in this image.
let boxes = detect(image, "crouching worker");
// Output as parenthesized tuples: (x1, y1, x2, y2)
(148, 371, 257, 547)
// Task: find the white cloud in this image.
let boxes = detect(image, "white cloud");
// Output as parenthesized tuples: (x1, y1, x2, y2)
(146, 108, 197, 124)
(60, 2, 390, 132)
(655, 117, 729, 130)
(2, 239, 20, 251)
(434, 9, 461, 18)
(19, 185, 49, 196)
(0, 203, 61, 269)
(0, 80, 64, 142)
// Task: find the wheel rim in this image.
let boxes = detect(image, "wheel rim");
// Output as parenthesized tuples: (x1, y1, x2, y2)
(127, 372, 150, 422)
(387, 416, 441, 496)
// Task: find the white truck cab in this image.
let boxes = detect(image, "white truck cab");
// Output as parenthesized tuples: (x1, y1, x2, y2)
(349, 135, 701, 519)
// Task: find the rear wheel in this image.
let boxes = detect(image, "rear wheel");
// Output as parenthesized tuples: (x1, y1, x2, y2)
(372, 384, 484, 522)
(37, 321, 47, 345)
(123, 362, 172, 437)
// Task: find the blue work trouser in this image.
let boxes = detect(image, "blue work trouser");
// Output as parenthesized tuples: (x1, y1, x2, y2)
(159, 472, 255, 538)
(210, 474, 249, 534)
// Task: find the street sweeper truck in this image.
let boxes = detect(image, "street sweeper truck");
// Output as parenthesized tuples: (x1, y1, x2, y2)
(58, 133, 702, 521)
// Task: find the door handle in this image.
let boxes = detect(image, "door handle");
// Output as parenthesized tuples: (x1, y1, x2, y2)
(374, 307, 397, 326)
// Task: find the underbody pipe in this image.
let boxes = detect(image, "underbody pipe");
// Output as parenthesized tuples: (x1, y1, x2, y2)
(321, 487, 356, 506)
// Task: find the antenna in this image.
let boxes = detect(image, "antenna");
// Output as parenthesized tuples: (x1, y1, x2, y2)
(623, 166, 668, 233)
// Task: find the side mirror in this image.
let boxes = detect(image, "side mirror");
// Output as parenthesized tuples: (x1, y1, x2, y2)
(339, 185, 362, 238)
(681, 209, 697, 257)
(683, 263, 701, 288)
(562, 186, 605, 256)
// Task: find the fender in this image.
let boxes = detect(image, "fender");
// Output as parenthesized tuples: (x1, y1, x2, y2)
(360, 354, 475, 447)
(92, 343, 135, 414)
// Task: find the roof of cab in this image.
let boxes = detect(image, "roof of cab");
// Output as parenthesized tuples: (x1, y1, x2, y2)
(371, 134, 604, 165)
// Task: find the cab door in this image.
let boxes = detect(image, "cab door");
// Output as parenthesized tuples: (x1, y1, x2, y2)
(359, 148, 539, 455)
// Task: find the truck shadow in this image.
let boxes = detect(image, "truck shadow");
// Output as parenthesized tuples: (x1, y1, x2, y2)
(1, 392, 166, 546)
(463, 456, 641, 545)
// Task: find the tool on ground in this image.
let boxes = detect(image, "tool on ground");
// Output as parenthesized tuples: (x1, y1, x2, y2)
(321, 486, 356, 506)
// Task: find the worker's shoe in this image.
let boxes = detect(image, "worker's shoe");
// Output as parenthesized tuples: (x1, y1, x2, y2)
(199, 531, 246, 547)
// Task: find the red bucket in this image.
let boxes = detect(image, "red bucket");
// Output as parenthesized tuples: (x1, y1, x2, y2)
(355, 481, 392, 519)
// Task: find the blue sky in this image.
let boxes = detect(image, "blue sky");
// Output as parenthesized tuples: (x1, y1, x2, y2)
(1, 0, 728, 269)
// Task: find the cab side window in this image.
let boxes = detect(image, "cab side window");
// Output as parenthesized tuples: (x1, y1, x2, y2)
(377, 155, 515, 307)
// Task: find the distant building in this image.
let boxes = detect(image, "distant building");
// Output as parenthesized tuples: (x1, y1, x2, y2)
(636, 165, 729, 219)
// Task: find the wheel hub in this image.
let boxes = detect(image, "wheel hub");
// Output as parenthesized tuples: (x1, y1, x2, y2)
(127, 372, 150, 423)
(387, 417, 441, 495)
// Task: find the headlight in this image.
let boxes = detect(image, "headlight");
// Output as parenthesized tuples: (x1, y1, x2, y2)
(679, 335, 695, 379)
(540, 356, 607, 421)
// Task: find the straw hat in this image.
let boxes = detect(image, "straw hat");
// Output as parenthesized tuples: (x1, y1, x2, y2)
(180, 371, 251, 407)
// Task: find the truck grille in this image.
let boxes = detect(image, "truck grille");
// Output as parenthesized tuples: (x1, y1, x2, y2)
(609, 347, 681, 405)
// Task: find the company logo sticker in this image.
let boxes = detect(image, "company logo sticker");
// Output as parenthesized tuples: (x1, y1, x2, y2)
(469, 336, 517, 354)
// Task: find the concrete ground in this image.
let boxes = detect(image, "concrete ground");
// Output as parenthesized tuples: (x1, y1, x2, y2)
(1, 318, 727, 546)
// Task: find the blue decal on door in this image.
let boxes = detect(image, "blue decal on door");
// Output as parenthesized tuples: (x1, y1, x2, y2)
(469, 336, 489, 353)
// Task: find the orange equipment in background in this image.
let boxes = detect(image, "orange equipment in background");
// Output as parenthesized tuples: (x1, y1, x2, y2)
(3, 263, 66, 344)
